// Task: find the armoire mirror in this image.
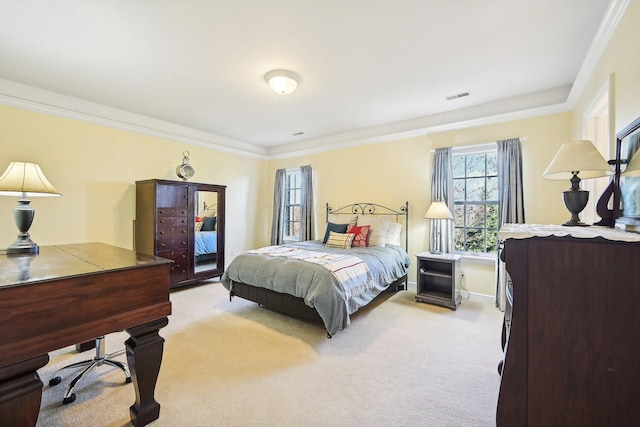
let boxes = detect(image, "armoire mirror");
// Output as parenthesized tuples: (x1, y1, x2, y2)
(192, 183, 226, 280)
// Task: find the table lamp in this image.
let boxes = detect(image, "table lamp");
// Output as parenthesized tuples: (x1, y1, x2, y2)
(543, 140, 612, 226)
(425, 201, 453, 254)
(0, 162, 61, 254)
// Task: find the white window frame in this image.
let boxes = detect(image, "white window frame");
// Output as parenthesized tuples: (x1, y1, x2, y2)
(283, 168, 302, 241)
(452, 143, 499, 256)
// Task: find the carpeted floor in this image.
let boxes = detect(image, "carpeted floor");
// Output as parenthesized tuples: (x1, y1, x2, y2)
(36, 280, 504, 427)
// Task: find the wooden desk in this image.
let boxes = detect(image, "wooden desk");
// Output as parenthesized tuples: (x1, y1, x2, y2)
(0, 242, 172, 427)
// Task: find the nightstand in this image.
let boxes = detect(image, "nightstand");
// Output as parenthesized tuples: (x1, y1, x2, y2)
(415, 252, 462, 310)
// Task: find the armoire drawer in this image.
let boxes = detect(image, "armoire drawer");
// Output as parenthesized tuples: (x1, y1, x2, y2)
(157, 226, 188, 239)
(157, 217, 188, 227)
(156, 238, 188, 251)
(157, 208, 188, 217)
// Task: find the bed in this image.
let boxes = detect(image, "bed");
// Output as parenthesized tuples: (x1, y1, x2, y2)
(221, 202, 410, 337)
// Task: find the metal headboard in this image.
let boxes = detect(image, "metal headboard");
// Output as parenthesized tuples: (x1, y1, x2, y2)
(326, 202, 409, 251)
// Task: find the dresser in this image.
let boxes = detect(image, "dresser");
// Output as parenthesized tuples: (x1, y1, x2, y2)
(496, 224, 640, 426)
(135, 179, 226, 289)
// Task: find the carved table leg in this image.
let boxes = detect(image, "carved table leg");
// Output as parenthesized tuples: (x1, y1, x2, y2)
(0, 354, 49, 427)
(125, 317, 169, 427)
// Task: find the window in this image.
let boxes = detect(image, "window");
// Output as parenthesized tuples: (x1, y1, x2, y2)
(452, 149, 499, 254)
(284, 169, 301, 240)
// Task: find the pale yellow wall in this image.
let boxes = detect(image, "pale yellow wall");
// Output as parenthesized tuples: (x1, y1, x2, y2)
(2, 2, 637, 299)
(265, 112, 573, 296)
(0, 105, 263, 264)
(573, 0, 640, 139)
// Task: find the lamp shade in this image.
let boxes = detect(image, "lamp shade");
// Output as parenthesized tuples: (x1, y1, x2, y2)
(623, 150, 640, 177)
(542, 140, 613, 180)
(0, 162, 61, 197)
(265, 70, 300, 95)
(424, 201, 453, 220)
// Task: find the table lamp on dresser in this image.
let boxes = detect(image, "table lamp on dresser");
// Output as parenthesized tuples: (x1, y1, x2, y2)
(542, 140, 612, 226)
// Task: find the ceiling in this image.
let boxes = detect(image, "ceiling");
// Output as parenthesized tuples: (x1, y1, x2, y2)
(0, 1, 619, 157)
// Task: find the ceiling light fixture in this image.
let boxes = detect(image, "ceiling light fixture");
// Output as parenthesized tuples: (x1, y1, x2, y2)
(265, 70, 300, 95)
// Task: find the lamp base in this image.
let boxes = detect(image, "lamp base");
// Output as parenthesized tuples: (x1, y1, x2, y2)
(7, 198, 39, 254)
(429, 250, 442, 255)
(562, 188, 589, 227)
(7, 234, 39, 254)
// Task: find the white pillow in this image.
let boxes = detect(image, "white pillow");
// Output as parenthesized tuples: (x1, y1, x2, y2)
(356, 215, 391, 247)
(386, 222, 402, 246)
(325, 231, 355, 249)
(327, 213, 358, 226)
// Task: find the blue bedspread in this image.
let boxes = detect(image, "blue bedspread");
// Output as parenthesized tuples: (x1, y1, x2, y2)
(221, 241, 410, 334)
(195, 231, 217, 256)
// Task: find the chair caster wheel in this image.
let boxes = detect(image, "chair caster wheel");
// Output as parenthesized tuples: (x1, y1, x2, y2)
(63, 393, 76, 405)
(126, 377, 132, 384)
(49, 376, 62, 386)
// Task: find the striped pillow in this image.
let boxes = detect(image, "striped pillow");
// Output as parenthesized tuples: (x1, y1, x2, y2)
(325, 231, 355, 249)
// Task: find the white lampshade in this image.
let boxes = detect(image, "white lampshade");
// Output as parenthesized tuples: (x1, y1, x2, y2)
(265, 70, 300, 95)
(543, 140, 613, 180)
(0, 162, 61, 197)
(424, 201, 453, 220)
(623, 150, 640, 177)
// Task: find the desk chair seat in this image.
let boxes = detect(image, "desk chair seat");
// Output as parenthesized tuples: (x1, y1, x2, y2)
(48, 336, 132, 404)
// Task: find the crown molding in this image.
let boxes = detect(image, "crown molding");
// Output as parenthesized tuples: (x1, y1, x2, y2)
(267, 87, 571, 159)
(566, 0, 630, 107)
(0, 79, 268, 159)
(0, 0, 627, 162)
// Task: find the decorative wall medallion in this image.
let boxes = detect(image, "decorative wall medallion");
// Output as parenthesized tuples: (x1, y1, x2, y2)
(176, 151, 195, 181)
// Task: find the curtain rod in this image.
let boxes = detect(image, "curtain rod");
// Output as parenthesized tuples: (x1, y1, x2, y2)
(431, 137, 527, 153)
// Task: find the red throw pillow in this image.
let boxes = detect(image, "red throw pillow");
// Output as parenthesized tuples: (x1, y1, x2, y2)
(196, 216, 203, 222)
(347, 224, 370, 248)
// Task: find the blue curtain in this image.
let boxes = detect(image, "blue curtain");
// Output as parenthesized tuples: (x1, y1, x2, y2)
(496, 138, 525, 310)
(270, 168, 286, 245)
(431, 148, 454, 253)
(300, 165, 315, 241)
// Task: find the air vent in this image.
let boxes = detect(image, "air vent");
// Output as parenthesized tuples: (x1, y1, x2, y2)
(446, 92, 470, 101)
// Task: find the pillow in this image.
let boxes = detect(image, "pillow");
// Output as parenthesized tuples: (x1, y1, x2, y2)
(356, 215, 391, 247)
(347, 224, 370, 248)
(322, 222, 349, 243)
(327, 213, 358, 226)
(195, 221, 204, 232)
(386, 222, 403, 246)
(201, 216, 217, 231)
(325, 231, 355, 249)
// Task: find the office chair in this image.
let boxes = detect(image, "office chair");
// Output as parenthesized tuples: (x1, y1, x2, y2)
(48, 336, 132, 404)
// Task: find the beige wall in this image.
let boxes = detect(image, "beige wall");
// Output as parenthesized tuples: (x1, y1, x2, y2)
(266, 112, 573, 296)
(0, 105, 264, 263)
(1, 1, 638, 298)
